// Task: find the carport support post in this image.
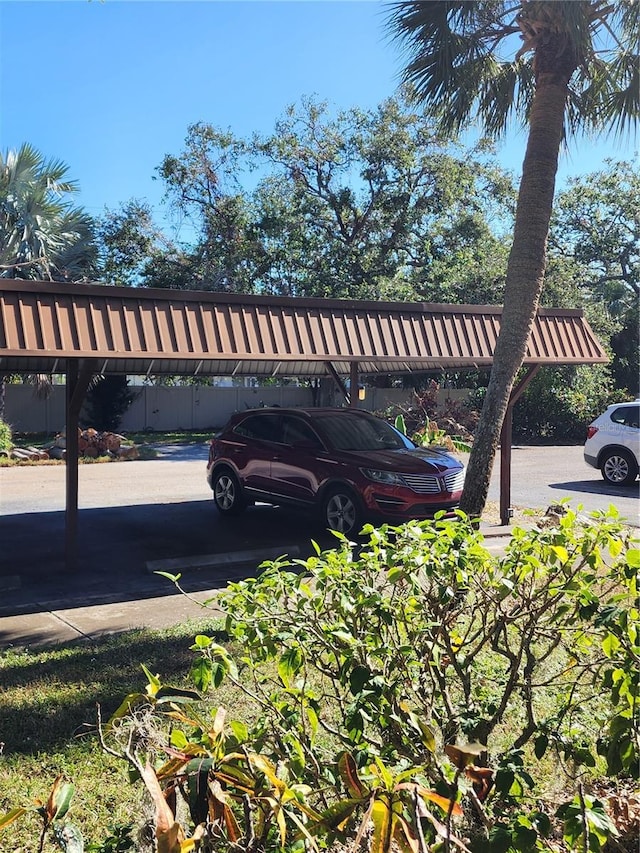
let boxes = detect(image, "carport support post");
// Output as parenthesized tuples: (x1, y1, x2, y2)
(350, 362, 359, 408)
(65, 359, 95, 571)
(499, 364, 541, 525)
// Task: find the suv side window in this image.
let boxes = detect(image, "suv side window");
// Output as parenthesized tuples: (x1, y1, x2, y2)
(611, 405, 640, 429)
(281, 415, 323, 448)
(234, 414, 281, 443)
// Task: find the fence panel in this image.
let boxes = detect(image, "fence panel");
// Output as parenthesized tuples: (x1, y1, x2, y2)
(4, 384, 469, 434)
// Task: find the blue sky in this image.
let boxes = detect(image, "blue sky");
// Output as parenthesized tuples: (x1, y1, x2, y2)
(1, 0, 636, 236)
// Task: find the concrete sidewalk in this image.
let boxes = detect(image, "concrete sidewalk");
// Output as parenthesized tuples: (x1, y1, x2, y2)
(0, 543, 302, 649)
(0, 524, 514, 650)
(0, 588, 226, 649)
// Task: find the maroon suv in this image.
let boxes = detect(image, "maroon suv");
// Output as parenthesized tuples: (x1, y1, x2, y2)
(207, 407, 466, 536)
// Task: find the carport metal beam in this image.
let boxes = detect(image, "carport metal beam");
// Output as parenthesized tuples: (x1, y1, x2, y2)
(325, 362, 350, 403)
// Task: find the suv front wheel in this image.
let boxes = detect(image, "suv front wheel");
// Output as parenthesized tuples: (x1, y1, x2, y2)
(212, 468, 247, 515)
(321, 487, 363, 536)
(601, 448, 638, 486)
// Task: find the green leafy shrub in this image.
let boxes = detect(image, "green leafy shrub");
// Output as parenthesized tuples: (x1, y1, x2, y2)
(395, 411, 472, 453)
(0, 776, 80, 852)
(113, 509, 636, 852)
(215, 510, 638, 782)
(0, 418, 12, 451)
(384, 381, 478, 446)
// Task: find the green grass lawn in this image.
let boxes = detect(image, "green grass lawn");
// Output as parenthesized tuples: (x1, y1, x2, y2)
(124, 430, 213, 445)
(0, 618, 234, 849)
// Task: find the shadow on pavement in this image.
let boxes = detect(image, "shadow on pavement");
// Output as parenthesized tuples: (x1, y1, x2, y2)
(0, 500, 336, 617)
(547, 479, 640, 499)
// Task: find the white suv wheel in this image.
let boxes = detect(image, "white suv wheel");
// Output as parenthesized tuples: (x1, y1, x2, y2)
(601, 449, 638, 486)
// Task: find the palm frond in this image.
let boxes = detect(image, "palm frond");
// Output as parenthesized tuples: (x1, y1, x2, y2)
(386, 0, 639, 143)
(569, 48, 639, 139)
(0, 144, 96, 280)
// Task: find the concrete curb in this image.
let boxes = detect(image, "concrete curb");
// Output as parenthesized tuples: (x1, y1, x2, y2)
(145, 544, 303, 575)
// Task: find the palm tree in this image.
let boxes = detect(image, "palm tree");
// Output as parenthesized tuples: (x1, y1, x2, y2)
(0, 142, 96, 281)
(387, 1, 638, 516)
(0, 144, 97, 420)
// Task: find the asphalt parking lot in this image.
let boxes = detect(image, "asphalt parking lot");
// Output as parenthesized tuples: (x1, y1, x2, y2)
(486, 444, 639, 520)
(0, 443, 637, 623)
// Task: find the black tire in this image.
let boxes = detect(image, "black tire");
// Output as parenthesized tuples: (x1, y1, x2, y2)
(212, 468, 247, 515)
(600, 448, 638, 486)
(321, 486, 363, 536)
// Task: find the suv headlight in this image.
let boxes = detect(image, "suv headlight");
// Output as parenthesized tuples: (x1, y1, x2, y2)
(361, 468, 405, 485)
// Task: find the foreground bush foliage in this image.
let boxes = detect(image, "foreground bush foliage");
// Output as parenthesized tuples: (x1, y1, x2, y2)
(0, 417, 12, 451)
(3, 509, 638, 851)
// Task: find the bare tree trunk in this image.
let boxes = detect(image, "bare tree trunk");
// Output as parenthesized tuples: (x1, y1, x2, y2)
(460, 70, 571, 518)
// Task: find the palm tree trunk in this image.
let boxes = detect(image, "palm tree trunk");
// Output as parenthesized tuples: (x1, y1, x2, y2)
(460, 73, 570, 518)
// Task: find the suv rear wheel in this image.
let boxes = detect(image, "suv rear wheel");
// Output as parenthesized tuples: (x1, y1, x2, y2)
(321, 487, 363, 536)
(601, 448, 638, 485)
(213, 469, 247, 515)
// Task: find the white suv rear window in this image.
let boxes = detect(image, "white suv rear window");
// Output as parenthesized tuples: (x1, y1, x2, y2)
(610, 405, 639, 428)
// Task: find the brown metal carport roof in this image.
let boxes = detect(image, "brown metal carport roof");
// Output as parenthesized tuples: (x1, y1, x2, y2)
(0, 279, 608, 568)
(0, 279, 606, 375)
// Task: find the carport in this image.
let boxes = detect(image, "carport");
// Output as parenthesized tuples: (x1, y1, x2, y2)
(0, 279, 608, 568)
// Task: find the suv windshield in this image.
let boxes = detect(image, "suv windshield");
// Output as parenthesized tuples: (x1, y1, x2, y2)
(317, 413, 411, 451)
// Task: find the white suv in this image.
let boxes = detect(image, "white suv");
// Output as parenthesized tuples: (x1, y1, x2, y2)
(584, 401, 639, 485)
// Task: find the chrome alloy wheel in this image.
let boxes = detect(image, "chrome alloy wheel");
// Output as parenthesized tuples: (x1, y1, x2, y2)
(325, 492, 358, 534)
(602, 452, 635, 485)
(214, 473, 237, 510)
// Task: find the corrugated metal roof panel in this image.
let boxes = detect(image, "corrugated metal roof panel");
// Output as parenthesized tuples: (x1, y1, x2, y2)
(0, 279, 608, 376)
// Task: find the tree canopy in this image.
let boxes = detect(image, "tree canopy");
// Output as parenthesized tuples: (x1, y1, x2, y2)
(93, 92, 635, 410)
(98, 92, 515, 302)
(551, 159, 639, 318)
